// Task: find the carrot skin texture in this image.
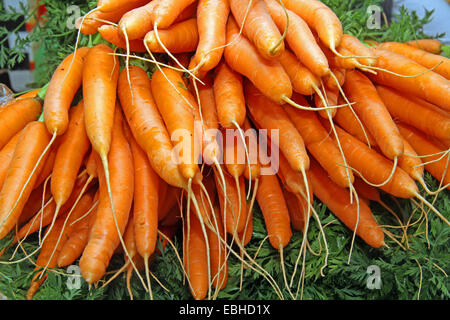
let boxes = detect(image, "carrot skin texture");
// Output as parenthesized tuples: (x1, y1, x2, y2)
(0, 131, 22, 189)
(43, 47, 90, 136)
(80, 110, 134, 284)
(256, 173, 292, 249)
(405, 39, 442, 54)
(151, 0, 197, 29)
(309, 159, 385, 248)
(0, 122, 51, 239)
(0, 97, 42, 150)
(224, 17, 292, 105)
(98, 25, 146, 52)
(83, 44, 120, 159)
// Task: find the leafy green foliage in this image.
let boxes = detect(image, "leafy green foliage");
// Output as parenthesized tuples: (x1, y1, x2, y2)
(0, 0, 449, 301)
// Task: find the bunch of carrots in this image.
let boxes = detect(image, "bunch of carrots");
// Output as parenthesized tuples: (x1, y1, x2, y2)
(0, 0, 449, 300)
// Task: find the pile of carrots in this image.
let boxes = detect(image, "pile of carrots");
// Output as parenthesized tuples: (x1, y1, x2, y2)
(0, 0, 449, 300)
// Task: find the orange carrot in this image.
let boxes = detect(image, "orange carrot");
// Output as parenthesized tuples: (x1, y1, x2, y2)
(0, 130, 22, 189)
(43, 47, 89, 136)
(117, 65, 188, 189)
(282, 188, 306, 232)
(340, 34, 377, 67)
(144, 18, 199, 53)
(189, 0, 230, 75)
(0, 97, 42, 150)
(376, 85, 450, 142)
(230, 0, 284, 59)
(151, 0, 197, 29)
(0, 122, 51, 239)
(213, 61, 246, 128)
(79, 109, 134, 284)
(207, 205, 228, 290)
(256, 172, 292, 249)
(314, 84, 338, 119)
(309, 158, 385, 248)
(343, 70, 404, 159)
(97, 0, 149, 13)
(405, 39, 443, 54)
(369, 48, 450, 112)
(224, 17, 292, 105)
(379, 42, 449, 79)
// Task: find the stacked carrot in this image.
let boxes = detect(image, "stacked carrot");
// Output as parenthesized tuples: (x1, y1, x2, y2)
(0, 0, 449, 300)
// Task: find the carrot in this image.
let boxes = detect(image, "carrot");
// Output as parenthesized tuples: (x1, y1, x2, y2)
(314, 84, 338, 119)
(43, 47, 89, 136)
(352, 177, 380, 203)
(57, 195, 99, 267)
(376, 85, 450, 142)
(33, 146, 57, 190)
(0, 97, 42, 150)
(98, 25, 146, 52)
(245, 81, 309, 174)
(189, 0, 230, 75)
(324, 67, 346, 90)
(230, 0, 284, 59)
(265, 0, 329, 77)
(378, 42, 449, 80)
(282, 94, 354, 188)
(158, 186, 181, 222)
(282, 188, 306, 232)
(243, 118, 261, 181)
(340, 34, 377, 67)
(126, 126, 160, 260)
(144, 18, 199, 53)
(323, 121, 419, 199)
(405, 39, 443, 54)
(369, 47, 450, 112)
(85, 149, 98, 179)
(118, 65, 188, 189)
(183, 207, 209, 300)
(159, 201, 182, 227)
(151, 67, 199, 181)
(79, 109, 134, 284)
(397, 137, 425, 183)
(97, 0, 149, 13)
(0, 122, 51, 240)
(18, 181, 52, 227)
(334, 96, 377, 147)
(343, 70, 404, 160)
(0, 130, 22, 189)
(214, 165, 247, 235)
(256, 173, 292, 249)
(224, 17, 292, 105)
(51, 101, 91, 215)
(283, 0, 343, 54)
(397, 123, 450, 189)
(83, 44, 119, 168)
(309, 158, 385, 248)
(17, 88, 40, 99)
(276, 49, 320, 96)
(214, 61, 246, 129)
(207, 205, 228, 290)
(151, 0, 197, 29)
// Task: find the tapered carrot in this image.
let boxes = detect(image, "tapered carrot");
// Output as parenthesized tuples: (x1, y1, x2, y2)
(224, 17, 292, 105)
(18, 181, 52, 227)
(398, 123, 450, 189)
(314, 84, 338, 119)
(207, 205, 228, 290)
(118, 0, 159, 40)
(256, 173, 292, 249)
(0, 122, 51, 240)
(17, 88, 40, 99)
(230, 0, 284, 59)
(151, 0, 197, 29)
(340, 34, 377, 67)
(397, 137, 425, 184)
(51, 101, 91, 216)
(282, 95, 354, 188)
(276, 49, 320, 96)
(265, 0, 329, 77)
(323, 122, 418, 199)
(98, 25, 146, 52)
(33, 146, 57, 190)
(117, 65, 188, 189)
(183, 207, 209, 300)
(214, 61, 246, 128)
(283, 0, 343, 54)
(43, 47, 89, 136)
(126, 126, 159, 259)
(151, 67, 199, 181)
(243, 118, 261, 181)
(144, 18, 199, 53)
(324, 67, 346, 90)
(405, 39, 442, 54)
(376, 85, 450, 141)
(369, 48, 450, 112)
(282, 188, 306, 232)
(245, 81, 309, 174)
(379, 42, 449, 79)
(80, 108, 134, 284)
(0, 97, 42, 150)
(189, 0, 230, 75)
(343, 70, 404, 160)
(309, 158, 384, 248)
(0, 130, 22, 189)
